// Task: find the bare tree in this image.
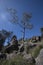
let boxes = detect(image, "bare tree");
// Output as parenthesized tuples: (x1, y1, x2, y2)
(7, 8, 33, 42)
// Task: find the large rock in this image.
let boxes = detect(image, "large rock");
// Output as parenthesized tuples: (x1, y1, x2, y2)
(36, 49, 43, 65)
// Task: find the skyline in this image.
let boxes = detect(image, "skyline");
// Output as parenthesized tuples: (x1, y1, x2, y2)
(0, 0, 43, 39)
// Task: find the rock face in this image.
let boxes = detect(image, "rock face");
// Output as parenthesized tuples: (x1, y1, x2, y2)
(36, 49, 43, 65)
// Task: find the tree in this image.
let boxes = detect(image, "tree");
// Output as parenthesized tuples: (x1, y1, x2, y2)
(0, 29, 12, 51)
(7, 32, 13, 44)
(7, 8, 33, 42)
(21, 13, 33, 41)
(40, 27, 43, 38)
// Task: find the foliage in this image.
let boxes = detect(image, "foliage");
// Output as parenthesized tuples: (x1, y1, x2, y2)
(40, 27, 43, 32)
(40, 27, 43, 38)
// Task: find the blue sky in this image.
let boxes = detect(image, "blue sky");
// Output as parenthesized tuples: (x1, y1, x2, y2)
(0, 0, 43, 39)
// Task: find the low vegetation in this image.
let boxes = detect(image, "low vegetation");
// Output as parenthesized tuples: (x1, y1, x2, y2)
(29, 44, 43, 58)
(0, 55, 35, 65)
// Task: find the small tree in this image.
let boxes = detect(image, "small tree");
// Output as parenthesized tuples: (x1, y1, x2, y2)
(7, 8, 33, 42)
